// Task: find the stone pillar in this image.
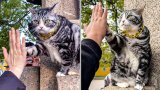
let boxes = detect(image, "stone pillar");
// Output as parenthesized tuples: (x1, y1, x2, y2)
(40, 56, 59, 90)
(41, 0, 80, 90)
(57, 75, 80, 90)
(20, 67, 40, 90)
(124, 0, 160, 90)
(42, 0, 80, 19)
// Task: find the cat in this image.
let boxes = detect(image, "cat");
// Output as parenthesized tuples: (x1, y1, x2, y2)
(26, 3, 80, 76)
(104, 6, 152, 90)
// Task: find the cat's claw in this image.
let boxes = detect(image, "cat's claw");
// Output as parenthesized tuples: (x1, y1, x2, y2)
(56, 72, 66, 77)
(134, 84, 143, 90)
(116, 82, 129, 88)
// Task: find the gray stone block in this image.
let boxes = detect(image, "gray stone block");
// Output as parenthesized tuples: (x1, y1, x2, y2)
(57, 75, 80, 90)
(42, 0, 79, 19)
(40, 56, 59, 90)
(20, 67, 40, 90)
(104, 86, 155, 90)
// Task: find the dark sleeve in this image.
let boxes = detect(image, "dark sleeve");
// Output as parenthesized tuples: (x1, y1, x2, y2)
(81, 39, 102, 90)
(0, 71, 26, 90)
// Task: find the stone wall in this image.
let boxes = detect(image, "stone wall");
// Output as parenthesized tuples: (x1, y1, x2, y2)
(124, 0, 160, 90)
(42, 0, 80, 19)
(20, 67, 40, 90)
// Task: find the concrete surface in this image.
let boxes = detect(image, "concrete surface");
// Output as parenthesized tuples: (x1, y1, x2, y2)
(42, 0, 79, 19)
(40, 56, 59, 90)
(89, 80, 104, 90)
(104, 86, 155, 90)
(57, 75, 80, 90)
(20, 67, 40, 90)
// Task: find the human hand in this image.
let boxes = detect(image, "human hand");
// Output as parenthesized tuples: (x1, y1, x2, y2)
(85, 2, 108, 45)
(2, 28, 27, 79)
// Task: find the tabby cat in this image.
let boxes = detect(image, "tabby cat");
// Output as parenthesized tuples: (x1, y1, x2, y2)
(27, 3, 80, 76)
(104, 6, 152, 90)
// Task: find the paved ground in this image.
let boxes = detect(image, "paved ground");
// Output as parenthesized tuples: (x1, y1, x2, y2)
(89, 79, 104, 90)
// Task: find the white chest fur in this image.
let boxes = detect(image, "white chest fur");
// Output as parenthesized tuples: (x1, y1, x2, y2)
(123, 47, 139, 73)
(42, 40, 63, 64)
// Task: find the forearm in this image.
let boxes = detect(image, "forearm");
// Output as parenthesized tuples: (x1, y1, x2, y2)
(86, 33, 103, 46)
(0, 71, 26, 90)
(81, 39, 102, 90)
(9, 67, 24, 79)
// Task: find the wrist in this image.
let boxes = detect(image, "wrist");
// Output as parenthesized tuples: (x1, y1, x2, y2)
(9, 67, 24, 79)
(87, 34, 103, 46)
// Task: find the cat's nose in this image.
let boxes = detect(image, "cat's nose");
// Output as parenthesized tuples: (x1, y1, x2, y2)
(122, 20, 125, 23)
(40, 27, 43, 29)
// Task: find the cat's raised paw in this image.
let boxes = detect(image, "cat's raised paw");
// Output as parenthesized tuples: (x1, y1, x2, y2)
(116, 82, 129, 88)
(56, 72, 66, 77)
(134, 84, 143, 90)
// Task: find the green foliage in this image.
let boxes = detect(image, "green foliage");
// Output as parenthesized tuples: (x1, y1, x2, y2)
(81, 0, 124, 68)
(0, 0, 39, 59)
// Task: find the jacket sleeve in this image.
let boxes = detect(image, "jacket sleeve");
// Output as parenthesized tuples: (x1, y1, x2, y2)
(0, 71, 26, 90)
(81, 39, 102, 90)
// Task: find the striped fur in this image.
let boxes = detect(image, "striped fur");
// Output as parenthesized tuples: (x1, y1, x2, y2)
(104, 8, 151, 90)
(27, 3, 80, 76)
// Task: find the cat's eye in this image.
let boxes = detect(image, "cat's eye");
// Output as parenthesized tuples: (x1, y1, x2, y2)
(127, 15, 135, 19)
(45, 19, 51, 24)
(33, 20, 39, 25)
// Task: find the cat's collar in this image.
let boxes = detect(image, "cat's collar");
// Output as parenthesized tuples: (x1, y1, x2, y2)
(39, 30, 56, 40)
(39, 20, 61, 40)
(121, 25, 144, 38)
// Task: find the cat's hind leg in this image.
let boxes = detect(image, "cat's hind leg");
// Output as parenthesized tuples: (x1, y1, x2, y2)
(56, 62, 71, 77)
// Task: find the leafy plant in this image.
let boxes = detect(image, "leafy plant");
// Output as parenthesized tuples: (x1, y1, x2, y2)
(0, 0, 39, 59)
(81, 0, 124, 69)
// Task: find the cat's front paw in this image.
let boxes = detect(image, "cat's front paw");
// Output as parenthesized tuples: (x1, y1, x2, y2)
(26, 46, 37, 56)
(56, 72, 66, 77)
(116, 82, 129, 88)
(134, 84, 143, 90)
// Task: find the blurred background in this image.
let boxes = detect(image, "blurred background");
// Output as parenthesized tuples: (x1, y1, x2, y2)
(81, 0, 124, 89)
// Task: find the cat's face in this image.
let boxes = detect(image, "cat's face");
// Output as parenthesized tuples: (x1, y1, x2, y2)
(29, 4, 60, 34)
(118, 7, 144, 34)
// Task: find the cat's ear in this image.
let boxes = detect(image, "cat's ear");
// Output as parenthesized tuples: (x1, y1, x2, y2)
(136, 5, 145, 15)
(49, 3, 58, 12)
(29, 8, 37, 15)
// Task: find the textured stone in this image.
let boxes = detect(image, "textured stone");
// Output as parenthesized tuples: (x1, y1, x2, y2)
(104, 86, 155, 90)
(42, 0, 79, 19)
(20, 67, 40, 90)
(124, 0, 160, 90)
(57, 75, 80, 90)
(40, 56, 59, 90)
